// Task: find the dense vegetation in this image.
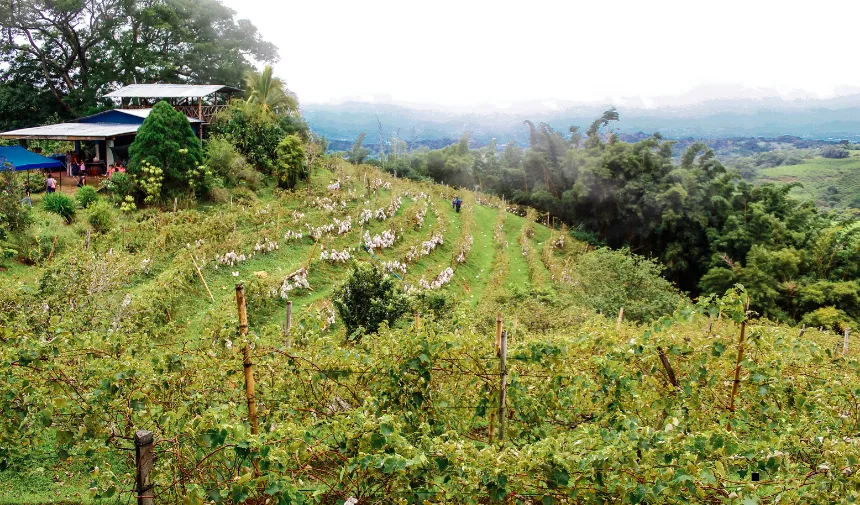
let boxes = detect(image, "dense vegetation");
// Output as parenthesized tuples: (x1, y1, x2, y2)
(1, 159, 858, 504)
(354, 115, 860, 331)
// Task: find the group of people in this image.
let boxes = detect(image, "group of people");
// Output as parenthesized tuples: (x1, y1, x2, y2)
(105, 163, 126, 179)
(452, 196, 462, 213)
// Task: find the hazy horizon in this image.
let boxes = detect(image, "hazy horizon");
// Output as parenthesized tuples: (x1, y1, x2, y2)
(221, 0, 860, 109)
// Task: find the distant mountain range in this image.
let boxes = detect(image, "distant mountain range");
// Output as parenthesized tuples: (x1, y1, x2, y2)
(303, 91, 860, 151)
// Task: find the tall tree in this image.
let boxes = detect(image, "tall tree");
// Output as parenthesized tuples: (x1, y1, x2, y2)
(0, 0, 277, 119)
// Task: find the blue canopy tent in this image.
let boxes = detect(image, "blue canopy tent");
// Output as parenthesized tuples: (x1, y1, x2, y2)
(0, 146, 64, 171)
(0, 145, 65, 191)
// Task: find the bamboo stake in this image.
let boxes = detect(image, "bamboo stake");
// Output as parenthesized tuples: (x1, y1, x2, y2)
(616, 307, 624, 332)
(495, 312, 502, 356)
(488, 410, 495, 444)
(414, 312, 421, 329)
(729, 321, 747, 412)
(189, 251, 215, 302)
(657, 347, 679, 388)
(236, 283, 261, 477)
(798, 324, 805, 338)
(498, 330, 508, 443)
(843, 327, 851, 356)
(85, 228, 90, 251)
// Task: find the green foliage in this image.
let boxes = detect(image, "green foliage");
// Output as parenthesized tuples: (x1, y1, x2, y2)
(274, 134, 306, 189)
(333, 263, 411, 337)
(41, 193, 75, 223)
(75, 185, 99, 208)
(87, 201, 115, 234)
(232, 187, 257, 205)
(0, 167, 31, 238)
(209, 100, 308, 173)
(244, 65, 298, 116)
(0, 0, 277, 120)
(348, 132, 370, 164)
(570, 247, 684, 321)
(103, 172, 136, 203)
(204, 137, 262, 189)
(129, 101, 203, 198)
(821, 146, 849, 159)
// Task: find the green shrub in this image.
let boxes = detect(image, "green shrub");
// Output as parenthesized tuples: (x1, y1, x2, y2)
(333, 263, 411, 338)
(76, 185, 99, 208)
(42, 193, 76, 223)
(232, 186, 257, 205)
(569, 247, 684, 322)
(207, 186, 230, 204)
(0, 168, 32, 236)
(205, 137, 262, 189)
(87, 201, 115, 234)
(801, 306, 854, 334)
(12, 213, 68, 263)
(103, 172, 136, 202)
(27, 170, 47, 194)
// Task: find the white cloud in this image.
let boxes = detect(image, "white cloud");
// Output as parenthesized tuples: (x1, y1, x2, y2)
(220, 0, 860, 106)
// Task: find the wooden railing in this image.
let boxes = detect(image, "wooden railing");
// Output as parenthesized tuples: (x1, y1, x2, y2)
(120, 104, 229, 123)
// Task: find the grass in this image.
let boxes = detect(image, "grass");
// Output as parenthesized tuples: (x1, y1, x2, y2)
(0, 164, 573, 504)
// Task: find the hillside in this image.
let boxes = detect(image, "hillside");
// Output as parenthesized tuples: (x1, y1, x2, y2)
(754, 151, 860, 212)
(1, 164, 859, 504)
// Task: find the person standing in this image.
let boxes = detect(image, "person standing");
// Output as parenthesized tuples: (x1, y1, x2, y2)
(78, 159, 86, 177)
(77, 173, 87, 188)
(46, 174, 57, 193)
(65, 151, 73, 177)
(21, 188, 31, 207)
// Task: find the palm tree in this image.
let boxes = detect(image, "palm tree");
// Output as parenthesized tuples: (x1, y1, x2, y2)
(244, 65, 299, 116)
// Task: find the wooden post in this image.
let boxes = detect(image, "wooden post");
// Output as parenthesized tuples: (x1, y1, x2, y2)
(236, 283, 249, 337)
(236, 283, 260, 476)
(729, 321, 747, 412)
(495, 312, 502, 356)
(414, 312, 420, 329)
(189, 251, 215, 302)
(173, 197, 177, 213)
(47, 235, 57, 261)
(134, 430, 154, 505)
(85, 228, 90, 251)
(616, 307, 624, 332)
(283, 300, 293, 337)
(512, 316, 518, 341)
(657, 347, 678, 388)
(799, 324, 805, 337)
(488, 410, 495, 444)
(498, 330, 508, 443)
(707, 315, 713, 336)
(843, 327, 850, 356)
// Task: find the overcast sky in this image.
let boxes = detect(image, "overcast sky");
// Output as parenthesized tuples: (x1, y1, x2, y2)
(220, 0, 860, 108)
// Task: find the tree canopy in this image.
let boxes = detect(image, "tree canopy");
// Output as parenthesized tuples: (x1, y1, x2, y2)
(0, 0, 277, 125)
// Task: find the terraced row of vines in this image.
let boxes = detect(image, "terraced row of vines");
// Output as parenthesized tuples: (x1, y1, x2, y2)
(1, 162, 859, 505)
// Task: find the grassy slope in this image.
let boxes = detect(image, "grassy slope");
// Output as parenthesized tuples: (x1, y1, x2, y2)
(0, 166, 564, 505)
(757, 151, 860, 211)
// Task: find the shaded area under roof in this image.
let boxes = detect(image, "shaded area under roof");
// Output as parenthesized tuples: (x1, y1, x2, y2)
(105, 84, 241, 98)
(0, 146, 64, 171)
(0, 123, 141, 140)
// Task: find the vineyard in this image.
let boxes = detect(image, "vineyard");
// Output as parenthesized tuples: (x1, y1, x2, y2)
(1, 162, 859, 505)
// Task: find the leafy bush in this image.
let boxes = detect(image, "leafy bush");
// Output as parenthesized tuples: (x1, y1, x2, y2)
(75, 185, 99, 208)
(207, 186, 230, 204)
(569, 247, 684, 322)
(232, 187, 257, 205)
(27, 170, 47, 194)
(205, 137, 262, 189)
(800, 306, 853, 333)
(42, 193, 76, 223)
(103, 172, 136, 202)
(12, 213, 68, 263)
(87, 201, 115, 234)
(333, 263, 411, 338)
(0, 168, 31, 236)
(821, 146, 849, 159)
(274, 134, 306, 189)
